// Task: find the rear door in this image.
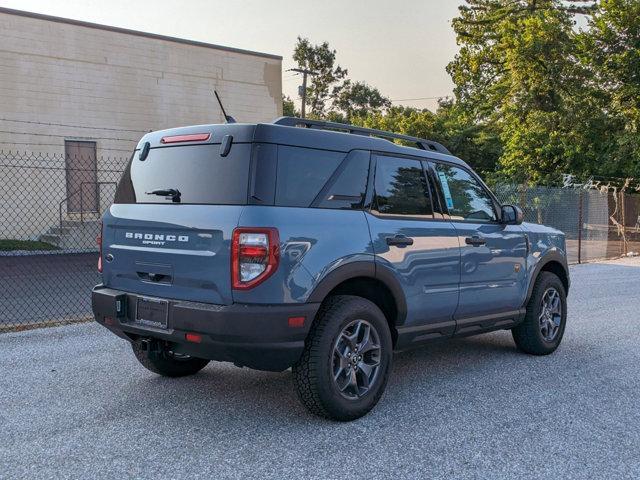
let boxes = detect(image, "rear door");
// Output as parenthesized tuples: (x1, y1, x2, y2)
(366, 154, 460, 340)
(429, 161, 528, 327)
(102, 142, 252, 305)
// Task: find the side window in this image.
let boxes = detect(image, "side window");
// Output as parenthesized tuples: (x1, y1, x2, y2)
(434, 163, 497, 222)
(275, 146, 344, 207)
(373, 155, 433, 217)
(316, 150, 370, 210)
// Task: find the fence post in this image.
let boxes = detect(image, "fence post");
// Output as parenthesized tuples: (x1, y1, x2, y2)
(621, 190, 627, 256)
(577, 190, 583, 264)
(80, 185, 84, 224)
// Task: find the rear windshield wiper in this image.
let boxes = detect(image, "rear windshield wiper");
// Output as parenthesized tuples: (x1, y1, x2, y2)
(145, 188, 181, 203)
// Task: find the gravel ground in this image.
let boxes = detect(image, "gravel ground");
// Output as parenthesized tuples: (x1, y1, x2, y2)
(1, 258, 639, 479)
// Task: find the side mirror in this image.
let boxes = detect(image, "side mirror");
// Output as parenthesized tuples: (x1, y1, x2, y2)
(501, 204, 524, 225)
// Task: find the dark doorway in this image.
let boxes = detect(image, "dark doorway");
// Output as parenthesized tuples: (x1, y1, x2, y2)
(65, 140, 98, 213)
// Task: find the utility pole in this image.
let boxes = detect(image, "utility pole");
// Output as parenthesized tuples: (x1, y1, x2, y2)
(288, 68, 317, 118)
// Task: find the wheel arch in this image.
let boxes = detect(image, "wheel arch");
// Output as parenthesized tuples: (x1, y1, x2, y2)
(526, 252, 570, 304)
(307, 261, 407, 344)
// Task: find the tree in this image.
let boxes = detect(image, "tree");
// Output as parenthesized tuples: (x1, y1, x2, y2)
(354, 103, 502, 176)
(282, 94, 298, 117)
(293, 37, 348, 116)
(332, 80, 391, 122)
(448, 0, 600, 183)
(579, 0, 640, 177)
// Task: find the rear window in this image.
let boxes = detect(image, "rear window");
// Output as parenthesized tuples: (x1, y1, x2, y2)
(114, 144, 251, 204)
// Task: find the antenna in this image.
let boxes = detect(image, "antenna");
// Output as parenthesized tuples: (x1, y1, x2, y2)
(213, 90, 237, 123)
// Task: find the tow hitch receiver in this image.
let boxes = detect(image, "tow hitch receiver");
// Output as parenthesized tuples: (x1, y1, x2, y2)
(138, 338, 163, 353)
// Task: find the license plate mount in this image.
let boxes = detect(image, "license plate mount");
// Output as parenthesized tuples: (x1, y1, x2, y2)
(135, 297, 169, 328)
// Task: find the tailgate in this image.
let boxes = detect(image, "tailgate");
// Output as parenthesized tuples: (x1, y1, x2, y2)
(101, 204, 242, 305)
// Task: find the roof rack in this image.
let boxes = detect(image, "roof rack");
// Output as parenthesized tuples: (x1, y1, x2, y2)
(272, 116, 451, 155)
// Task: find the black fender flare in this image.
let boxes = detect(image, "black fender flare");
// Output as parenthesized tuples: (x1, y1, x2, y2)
(307, 260, 408, 325)
(525, 250, 570, 304)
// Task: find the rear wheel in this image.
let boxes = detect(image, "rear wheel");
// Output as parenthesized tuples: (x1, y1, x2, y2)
(512, 272, 567, 355)
(131, 342, 210, 377)
(292, 295, 393, 421)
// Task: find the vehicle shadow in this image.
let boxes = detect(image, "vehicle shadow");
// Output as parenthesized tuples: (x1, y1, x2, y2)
(114, 330, 538, 426)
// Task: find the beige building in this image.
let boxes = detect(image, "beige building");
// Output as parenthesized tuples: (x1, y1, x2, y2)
(0, 7, 282, 245)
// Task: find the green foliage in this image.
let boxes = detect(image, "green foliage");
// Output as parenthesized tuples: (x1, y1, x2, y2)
(447, 0, 601, 183)
(353, 103, 501, 175)
(292, 38, 390, 122)
(579, 0, 640, 177)
(333, 81, 391, 121)
(293, 37, 348, 116)
(0, 239, 59, 251)
(282, 94, 298, 117)
(290, 1, 640, 184)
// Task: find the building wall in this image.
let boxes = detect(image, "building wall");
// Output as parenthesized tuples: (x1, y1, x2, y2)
(0, 9, 282, 241)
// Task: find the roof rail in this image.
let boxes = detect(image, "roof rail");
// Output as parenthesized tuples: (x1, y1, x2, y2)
(272, 116, 451, 155)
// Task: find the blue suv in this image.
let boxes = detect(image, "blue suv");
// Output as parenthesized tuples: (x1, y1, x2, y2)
(92, 117, 570, 421)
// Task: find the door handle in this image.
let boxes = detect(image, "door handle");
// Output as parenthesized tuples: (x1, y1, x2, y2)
(386, 235, 414, 247)
(465, 235, 486, 247)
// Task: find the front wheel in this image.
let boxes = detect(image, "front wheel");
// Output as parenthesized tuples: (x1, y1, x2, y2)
(131, 341, 210, 377)
(512, 272, 567, 355)
(292, 295, 393, 421)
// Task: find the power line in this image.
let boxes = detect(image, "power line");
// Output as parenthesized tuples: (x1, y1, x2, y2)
(0, 129, 137, 142)
(390, 96, 452, 102)
(0, 141, 132, 152)
(0, 117, 148, 134)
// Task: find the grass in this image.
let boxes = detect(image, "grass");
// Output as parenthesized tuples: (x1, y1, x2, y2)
(0, 239, 60, 251)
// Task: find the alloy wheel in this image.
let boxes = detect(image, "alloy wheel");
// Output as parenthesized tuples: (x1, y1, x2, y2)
(332, 319, 382, 400)
(539, 287, 562, 342)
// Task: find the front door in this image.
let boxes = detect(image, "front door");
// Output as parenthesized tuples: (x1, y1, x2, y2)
(430, 161, 528, 329)
(366, 154, 460, 343)
(65, 140, 98, 213)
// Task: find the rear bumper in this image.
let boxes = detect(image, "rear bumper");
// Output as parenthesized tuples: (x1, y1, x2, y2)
(92, 285, 319, 372)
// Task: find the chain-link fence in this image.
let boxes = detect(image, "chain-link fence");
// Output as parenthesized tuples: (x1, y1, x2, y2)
(1, 150, 639, 331)
(494, 184, 640, 264)
(1, 151, 127, 331)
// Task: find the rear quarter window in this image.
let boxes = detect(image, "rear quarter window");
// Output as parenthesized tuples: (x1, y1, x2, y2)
(275, 146, 344, 207)
(315, 150, 370, 210)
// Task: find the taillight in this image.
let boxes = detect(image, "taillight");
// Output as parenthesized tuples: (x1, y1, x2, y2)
(97, 222, 103, 273)
(231, 228, 279, 290)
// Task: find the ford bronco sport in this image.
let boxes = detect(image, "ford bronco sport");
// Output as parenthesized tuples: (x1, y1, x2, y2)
(92, 117, 569, 421)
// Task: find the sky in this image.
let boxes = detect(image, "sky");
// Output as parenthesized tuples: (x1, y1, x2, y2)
(0, 0, 463, 111)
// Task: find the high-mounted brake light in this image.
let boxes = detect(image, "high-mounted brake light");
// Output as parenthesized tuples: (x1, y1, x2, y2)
(97, 221, 103, 273)
(160, 133, 211, 144)
(231, 228, 279, 290)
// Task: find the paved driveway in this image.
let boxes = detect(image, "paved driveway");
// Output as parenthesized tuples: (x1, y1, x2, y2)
(1, 258, 639, 479)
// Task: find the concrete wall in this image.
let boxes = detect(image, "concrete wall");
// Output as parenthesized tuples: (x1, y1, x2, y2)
(0, 8, 282, 241)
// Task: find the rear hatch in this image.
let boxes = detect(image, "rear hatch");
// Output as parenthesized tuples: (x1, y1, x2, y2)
(101, 125, 255, 305)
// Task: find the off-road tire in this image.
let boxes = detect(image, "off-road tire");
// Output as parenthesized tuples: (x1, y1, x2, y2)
(131, 342, 210, 377)
(292, 295, 393, 421)
(512, 271, 567, 355)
